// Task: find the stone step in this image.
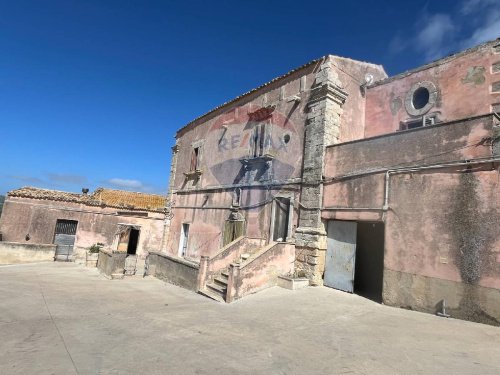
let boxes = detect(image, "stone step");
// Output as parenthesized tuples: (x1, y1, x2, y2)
(221, 270, 229, 278)
(207, 282, 227, 295)
(198, 288, 225, 303)
(214, 276, 228, 287)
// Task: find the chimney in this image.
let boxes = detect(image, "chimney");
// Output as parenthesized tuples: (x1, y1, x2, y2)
(82, 188, 89, 195)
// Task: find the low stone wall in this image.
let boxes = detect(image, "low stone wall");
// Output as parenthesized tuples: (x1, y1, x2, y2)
(383, 269, 500, 326)
(97, 249, 126, 279)
(149, 252, 199, 291)
(227, 242, 295, 302)
(0, 242, 56, 264)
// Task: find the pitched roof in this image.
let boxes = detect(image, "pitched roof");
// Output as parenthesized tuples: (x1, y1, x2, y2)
(7, 187, 167, 213)
(368, 37, 500, 88)
(176, 54, 386, 136)
(8, 187, 87, 203)
(91, 188, 166, 211)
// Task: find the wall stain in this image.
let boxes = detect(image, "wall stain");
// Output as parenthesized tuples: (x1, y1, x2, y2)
(461, 66, 486, 86)
(448, 169, 498, 324)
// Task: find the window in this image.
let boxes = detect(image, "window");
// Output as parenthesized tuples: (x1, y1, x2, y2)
(179, 223, 190, 257)
(400, 115, 436, 131)
(190, 147, 200, 171)
(250, 123, 272, 157)
(412, 87, 430, 110)
(223, 220, 245, 246)
(55, 219, 78, 235)
(405, 81, 437, 116)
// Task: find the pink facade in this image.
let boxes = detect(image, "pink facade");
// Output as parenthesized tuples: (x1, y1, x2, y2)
(0, 188, 166, 266)
(164, 38, 500, 322)
(165, 56, 385, 260)
(364, 41, 500, 137)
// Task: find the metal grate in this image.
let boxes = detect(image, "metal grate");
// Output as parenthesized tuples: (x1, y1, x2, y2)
(55, 220, 78, 235)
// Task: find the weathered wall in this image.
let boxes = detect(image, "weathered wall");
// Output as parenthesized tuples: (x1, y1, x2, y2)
(149, 252, 199, 291)
(0, 242, 56, 264)
(168, 55, 385, 263)
(167, 188, 300, 259)
(323, 115, 500, 323)
(228, 242, 295, 301)
(365, 40, 500, 137)
(167, 62, 319, 260)
(0, 197, 164, 262)
(97, 249, 127, 278)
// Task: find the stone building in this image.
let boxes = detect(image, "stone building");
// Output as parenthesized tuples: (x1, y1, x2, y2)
(153, 38, 500, 324)
(0, 187, 166, 274)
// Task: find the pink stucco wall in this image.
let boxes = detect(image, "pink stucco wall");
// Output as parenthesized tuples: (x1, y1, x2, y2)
(168, 56, 386, 260)
(365, 40, 500, 138)
(323, 115, 499, 291)
(0, 197, 164, 261)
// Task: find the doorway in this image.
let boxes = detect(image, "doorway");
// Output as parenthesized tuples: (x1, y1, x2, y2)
(127, 228, 140, 255)
(272, 197, 290, 242)
(324, 220, 384, 302)
(116, 226, 140, 275)
(53, 219, 78, 261)
(178, 223, 190, 257)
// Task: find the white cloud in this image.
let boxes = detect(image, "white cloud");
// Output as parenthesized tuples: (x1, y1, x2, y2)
(460, 0, 497, 15)
(461, 10, 500, 48)
(107, 178, 144, 189)
(415, 14, 456, 61)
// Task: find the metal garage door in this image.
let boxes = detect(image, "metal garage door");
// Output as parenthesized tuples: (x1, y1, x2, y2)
(324, 220, 357, 293)
(54, 220, 78, 261)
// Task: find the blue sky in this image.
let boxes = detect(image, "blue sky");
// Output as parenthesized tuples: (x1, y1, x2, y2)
(1, 0, 498, 195)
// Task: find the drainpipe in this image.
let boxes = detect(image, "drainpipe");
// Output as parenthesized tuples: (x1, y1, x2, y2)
(383, 157, 500, 211)
(323, 157, 500, 213)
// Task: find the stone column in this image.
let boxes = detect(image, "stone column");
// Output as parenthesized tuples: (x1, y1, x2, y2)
(295, 60, 347, 285)
(161, 143, 180, 253)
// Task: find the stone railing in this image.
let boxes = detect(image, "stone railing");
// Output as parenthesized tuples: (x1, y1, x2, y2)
(148, 252, 200, 291)
(226, 242, 295, 303)
(197, 236, 264, 291)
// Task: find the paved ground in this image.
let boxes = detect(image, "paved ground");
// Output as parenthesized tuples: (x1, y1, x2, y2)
(1, 263, 499, 375)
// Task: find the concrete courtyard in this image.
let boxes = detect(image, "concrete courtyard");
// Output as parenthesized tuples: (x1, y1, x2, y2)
(0, 263, 499, 375)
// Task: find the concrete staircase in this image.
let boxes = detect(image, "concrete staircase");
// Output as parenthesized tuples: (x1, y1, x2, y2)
(199, 269, 230, 302)
(199, 253, 251, 302)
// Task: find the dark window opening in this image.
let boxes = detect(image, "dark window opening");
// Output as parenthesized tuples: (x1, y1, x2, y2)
(190, 147, 200, 171)
(283, 134, 290, 144)
(127, 229, 140, 255)
(251, 124, 267, 157)
(233, 188, 241, 206)
(273, 198, 290, 242)
(412, 87, 430, 109)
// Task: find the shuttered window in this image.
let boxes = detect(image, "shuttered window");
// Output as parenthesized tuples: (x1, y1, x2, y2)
(223, 220, 245, 246)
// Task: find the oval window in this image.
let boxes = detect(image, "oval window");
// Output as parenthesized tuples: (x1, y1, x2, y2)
(412, 87, 430, 110)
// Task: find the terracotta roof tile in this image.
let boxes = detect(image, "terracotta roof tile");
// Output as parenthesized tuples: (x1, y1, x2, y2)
(91, 188, 166, 211)
(8, 187, 88, 203)
(7, 187, 167, 212)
